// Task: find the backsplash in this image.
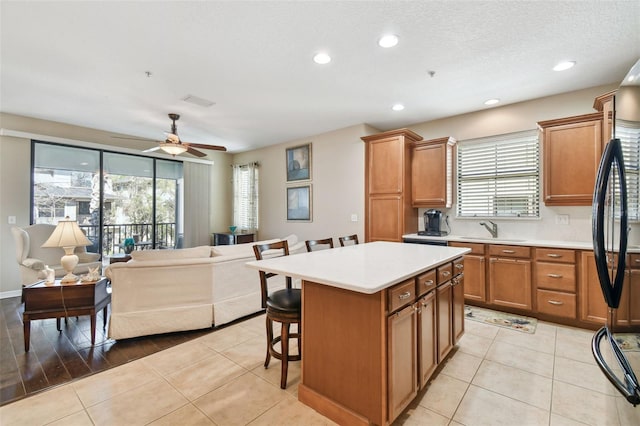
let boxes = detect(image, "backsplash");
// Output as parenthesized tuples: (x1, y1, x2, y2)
(417, 206, 640, 246)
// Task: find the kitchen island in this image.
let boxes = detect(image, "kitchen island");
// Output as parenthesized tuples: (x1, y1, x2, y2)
(246, 241, 470, 425)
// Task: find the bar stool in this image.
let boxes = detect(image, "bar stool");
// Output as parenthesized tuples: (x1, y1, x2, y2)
(338, 234, 359, 246)
(305, 237, 334, 252)
(252, 240, 301, 389)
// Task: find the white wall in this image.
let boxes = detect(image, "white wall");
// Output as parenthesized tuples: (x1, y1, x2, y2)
(233, 123, 377, 242)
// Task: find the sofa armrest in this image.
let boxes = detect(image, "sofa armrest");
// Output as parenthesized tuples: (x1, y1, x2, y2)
(21, 258, 45, 270)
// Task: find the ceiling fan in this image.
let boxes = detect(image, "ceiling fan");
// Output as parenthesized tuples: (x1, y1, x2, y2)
(114, 113, 227, 157)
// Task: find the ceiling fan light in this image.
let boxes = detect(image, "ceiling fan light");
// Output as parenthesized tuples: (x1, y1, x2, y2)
(159, 142, 188, 156)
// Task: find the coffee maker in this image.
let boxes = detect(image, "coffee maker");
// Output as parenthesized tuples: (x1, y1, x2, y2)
(422, 209, 447, 236)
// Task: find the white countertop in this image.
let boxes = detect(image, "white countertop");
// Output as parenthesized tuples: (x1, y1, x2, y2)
(402, 234, 640, 253)
(245, 241, 470, 294)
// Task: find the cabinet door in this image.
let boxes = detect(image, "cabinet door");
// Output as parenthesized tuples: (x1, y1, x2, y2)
(368, 137, 404, 195)
(489, 258, 532, 310)
(579, 251, 630, 325)
(462, 254, 486, 302)
(412, 140, 453, 208)
(452, 275, 465, 343)
(387, 303, 418, 422)
(368, 195, 403, 242)
(629, 269, 640, 326)
(541, 116, 602, 206)
(418, 292, 437, 389)
(436, 283, 453, 362)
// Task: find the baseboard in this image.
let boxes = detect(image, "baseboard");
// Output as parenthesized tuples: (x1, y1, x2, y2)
(0, 290, 22, 299)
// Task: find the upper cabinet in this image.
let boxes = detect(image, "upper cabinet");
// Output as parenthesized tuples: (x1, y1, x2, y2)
(411, 137, 456, 208)
(538, 112, 603, 206)
(362, 129, 422, 242)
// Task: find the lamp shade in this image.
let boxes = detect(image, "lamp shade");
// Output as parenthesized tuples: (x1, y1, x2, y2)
(41, 217, 92, 248)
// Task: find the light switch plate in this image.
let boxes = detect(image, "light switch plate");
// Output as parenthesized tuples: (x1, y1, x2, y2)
(350, 214, 358, 222)
(555, 214, 569, 225)
(8, 216, 16, 224)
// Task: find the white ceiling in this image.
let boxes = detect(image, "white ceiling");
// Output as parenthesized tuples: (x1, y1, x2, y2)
(1, 1, 639, 153)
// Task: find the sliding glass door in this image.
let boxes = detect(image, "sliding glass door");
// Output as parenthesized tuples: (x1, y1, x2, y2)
(32, 142, 183, 257)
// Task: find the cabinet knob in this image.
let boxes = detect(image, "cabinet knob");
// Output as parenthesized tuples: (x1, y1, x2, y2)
(547, 300, 564, 306)
(547, 253, 562, 258)
(547, 273, 563, 278)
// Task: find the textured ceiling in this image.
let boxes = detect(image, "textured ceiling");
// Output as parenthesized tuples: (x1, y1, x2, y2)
(1, 1, 639, 153)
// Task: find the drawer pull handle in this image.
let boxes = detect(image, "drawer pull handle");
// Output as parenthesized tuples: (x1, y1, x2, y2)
(548, 300, 564, 306)
(635, 259, 640, 263)
(441, 271, 451, 277)
(455, 264, 464, 270)
(547, 273, 563, 278)
(502, 250, 516, 254)
(423, 280, 434, 286)
(547, 253, 562, 258)
(398, 291, 412, 300)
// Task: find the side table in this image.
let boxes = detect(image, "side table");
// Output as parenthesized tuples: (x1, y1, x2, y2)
(110, 254, 132, 264)
(212, 232, 255, 245)
(22, 277, 111, 352)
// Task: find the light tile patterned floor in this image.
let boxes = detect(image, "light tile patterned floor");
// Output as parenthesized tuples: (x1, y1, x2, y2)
(1, 314, 639, 425)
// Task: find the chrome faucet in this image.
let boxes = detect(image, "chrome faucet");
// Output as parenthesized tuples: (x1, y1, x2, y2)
(480, 221, 498, 238)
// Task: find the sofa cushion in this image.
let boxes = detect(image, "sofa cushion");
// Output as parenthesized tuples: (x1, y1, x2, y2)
(130, 245, 211, 261)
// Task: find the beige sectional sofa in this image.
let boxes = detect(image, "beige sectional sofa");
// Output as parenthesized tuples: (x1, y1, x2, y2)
(104, 234, 305, 340)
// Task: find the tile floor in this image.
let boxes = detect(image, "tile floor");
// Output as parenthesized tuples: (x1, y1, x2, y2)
(1, 313, 639, 426)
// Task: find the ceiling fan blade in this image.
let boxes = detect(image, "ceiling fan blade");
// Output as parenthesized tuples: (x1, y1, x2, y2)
(112, 135, 155, 142)
(186, 146, 207, 157)
(183, 142, 227, 152)
(142, 146, 161, 153)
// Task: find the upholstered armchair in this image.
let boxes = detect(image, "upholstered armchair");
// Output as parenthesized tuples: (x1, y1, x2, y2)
(11, 224, 102, 285)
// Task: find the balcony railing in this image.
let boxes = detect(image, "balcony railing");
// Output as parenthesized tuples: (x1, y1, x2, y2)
(79, 222, 178, 255)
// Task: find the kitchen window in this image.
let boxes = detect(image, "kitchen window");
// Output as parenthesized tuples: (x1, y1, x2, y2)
(617, 121, 640, 221)
(457, 130, 540, 218)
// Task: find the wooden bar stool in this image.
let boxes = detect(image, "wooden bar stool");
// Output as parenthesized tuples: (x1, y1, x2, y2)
(252, 240, 301, 389)
(305, 237, 334, 252)
(338, 234, 359, 246)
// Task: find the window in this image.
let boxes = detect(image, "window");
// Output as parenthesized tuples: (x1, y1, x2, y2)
(457, 131, 540, 218)
(232, 163, 259, 231)
(617, 120, 640, 221)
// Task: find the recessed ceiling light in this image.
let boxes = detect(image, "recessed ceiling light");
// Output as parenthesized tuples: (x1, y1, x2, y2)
(553, 61, 576, 71)
(313, 52, 331, 64)
(484, 99, 500, 106)
(392, 104, 405, 111)
(378, 34, 399, 48)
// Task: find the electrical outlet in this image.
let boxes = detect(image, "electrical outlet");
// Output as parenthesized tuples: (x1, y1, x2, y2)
(555, 214, 570, 225)
(350, 214, 358, 222)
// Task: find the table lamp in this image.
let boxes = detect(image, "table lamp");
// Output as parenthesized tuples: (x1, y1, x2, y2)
(41, 216, 92, 283)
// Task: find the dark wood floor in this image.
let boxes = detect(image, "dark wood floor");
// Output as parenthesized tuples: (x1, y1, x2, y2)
(0, 295, 228, 407)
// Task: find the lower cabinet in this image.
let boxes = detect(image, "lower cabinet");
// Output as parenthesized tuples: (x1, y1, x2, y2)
(387, 303, 418, 422)
(436, 282, 453, 362)
(489, 254, 532, 311)
(452, 273, 465, 342)
(417, 291, 437, 388)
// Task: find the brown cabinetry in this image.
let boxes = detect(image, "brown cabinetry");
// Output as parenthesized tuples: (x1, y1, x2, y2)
(417, 291, 437, 388)
(534, 248, 577, 320)
(489, 244, 532, 311)
(450, 241, 486, 302)
(411, 137, 456, 208)
(538, 113, 603, 206)
(362, 129, 422, 242)
(387, 300, 418, 421)
(452, 258, 465, 343)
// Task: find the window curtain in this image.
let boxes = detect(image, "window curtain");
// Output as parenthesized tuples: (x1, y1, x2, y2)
(232, 162, 259, 233)
(183, 161, 211, 247)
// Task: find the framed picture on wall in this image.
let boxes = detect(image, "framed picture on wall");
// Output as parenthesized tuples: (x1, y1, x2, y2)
(287, 185, 312, 222)
(286, 143, 312, 182)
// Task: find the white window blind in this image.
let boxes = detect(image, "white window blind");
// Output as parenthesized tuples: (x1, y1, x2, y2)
(617, 121, 640, 221)
(457, 130, 540, 218)
(232, 163, 259, 231)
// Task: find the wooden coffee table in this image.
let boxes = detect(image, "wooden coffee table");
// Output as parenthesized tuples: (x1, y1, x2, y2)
(22, 277, 111, 352)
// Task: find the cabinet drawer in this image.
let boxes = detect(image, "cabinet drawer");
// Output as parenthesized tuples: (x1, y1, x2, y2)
(489, 244, 530, 258)
(536, 289, 576, 319)
(535, 248, 576, 263)
(630, 253, 640, 270)
(450, 241, 485, 255)
(437, 263, 453, 285)
(416, 269, 437, 297)
(388, 279, 416, 313)
(536, 262, 576, 292)
(453, 257, 464, 277)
